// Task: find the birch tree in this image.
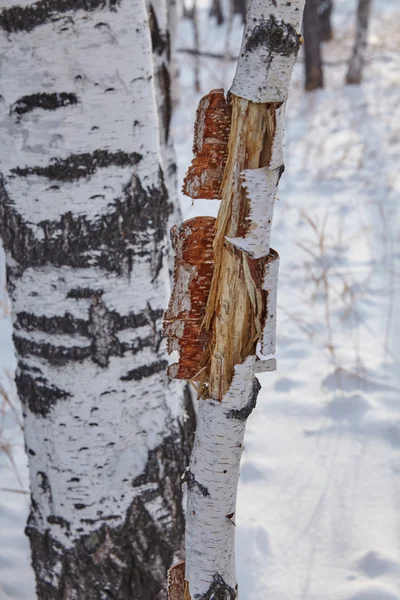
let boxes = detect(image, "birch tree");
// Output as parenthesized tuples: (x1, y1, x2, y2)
(0, 1, 194, 598)
(165, 1, 305, 597)
(346, 0, 372, 84)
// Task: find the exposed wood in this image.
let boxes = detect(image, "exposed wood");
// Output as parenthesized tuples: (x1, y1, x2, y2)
(164, 217, 215, 382)
(167, 561, 186, 600)
(183, 89, 231, 200)
(204, 96, 278, 399)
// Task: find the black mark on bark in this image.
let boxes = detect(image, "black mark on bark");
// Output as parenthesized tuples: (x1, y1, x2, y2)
(195, 573, 237, 600)
(14, 334, 92, 364)
(10, 92, 78, 121)
(0, 171, 169, 277)
(182, 468, 210, 497)
(16, 369, 71, 417)
(225, 378, 261, 421)
(120, 359, 168, 382)
(158, 64, 172, 143)
(0, 0, 120, 34)
(11, 150, 141, 182)
(245, 15, 301, 56)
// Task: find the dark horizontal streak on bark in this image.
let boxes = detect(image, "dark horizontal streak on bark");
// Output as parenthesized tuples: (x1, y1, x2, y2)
(66, 288, 104, 299)
(225, 377, 261, 421)
(120, 359, 168, 381)
(15, 332, 159, 367)
(11, 150, 142, 183)
(14, 335, 92, 364)
(15, 308, 164, 336)
(0, 172, 169, 276)
(10, 92, 79, 119)
(0, 0, 120, 34)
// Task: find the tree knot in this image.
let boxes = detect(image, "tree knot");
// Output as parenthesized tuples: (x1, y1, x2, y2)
(245, 15, 301, 57)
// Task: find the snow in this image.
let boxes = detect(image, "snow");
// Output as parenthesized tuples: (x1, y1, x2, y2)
(2, 0, 400, 597)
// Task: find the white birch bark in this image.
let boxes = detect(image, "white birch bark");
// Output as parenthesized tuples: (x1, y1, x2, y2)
(184, 357, 259, 598)
(0, 1, 194, 598)
(230, 0, 304, 103)
(346, 0, 372, 85)
(181, 1, 305, 598)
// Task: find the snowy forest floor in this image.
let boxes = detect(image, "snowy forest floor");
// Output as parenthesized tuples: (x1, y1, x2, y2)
(1, 0, 400, 598)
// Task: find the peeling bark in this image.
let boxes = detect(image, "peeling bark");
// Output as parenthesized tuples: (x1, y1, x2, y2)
(164, 217, 215, 382)
(165, 0, 305, 597)
(183, 90, 231, 200)
(0, 0, 194, 597)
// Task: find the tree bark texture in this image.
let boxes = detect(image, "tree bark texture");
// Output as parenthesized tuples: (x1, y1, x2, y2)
(318, 0, 333, 41)
(303, 0, 324, 91)
(346, 0, 371, 84)
(165, 1, 305, 598)
(0, 1, 194, 598)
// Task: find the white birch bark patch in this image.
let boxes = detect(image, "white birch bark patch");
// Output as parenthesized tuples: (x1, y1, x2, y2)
(184, 356, 260, 599)
(226, 166, 279, 259)
(230, 0, 304, 103)
(261, 248, 279, 356)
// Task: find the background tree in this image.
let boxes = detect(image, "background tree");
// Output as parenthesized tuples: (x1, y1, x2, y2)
(0, 1, 194, 598)
(304, 0, 324, 90)
(319, 0, 333, 41)
(346, 0, 372, 84)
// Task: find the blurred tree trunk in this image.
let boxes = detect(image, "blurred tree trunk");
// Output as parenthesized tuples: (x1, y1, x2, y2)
(319, 0, 333, 41)
(0, 1, 194, 598)
(232, 0, 247, 23)
(209, 0, 224, 25)
(304, 0, 324, 90)
(346, 0, 371, 84)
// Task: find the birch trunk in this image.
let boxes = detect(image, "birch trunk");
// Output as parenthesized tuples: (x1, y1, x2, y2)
(165, 1, 305, 598)
(346, 0, 371, 85)
(303, 0, 324, 91)
(0, 1, 194, 598)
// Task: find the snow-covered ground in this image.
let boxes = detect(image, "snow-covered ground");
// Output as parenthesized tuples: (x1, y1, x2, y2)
(1, 0, 400, 598)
